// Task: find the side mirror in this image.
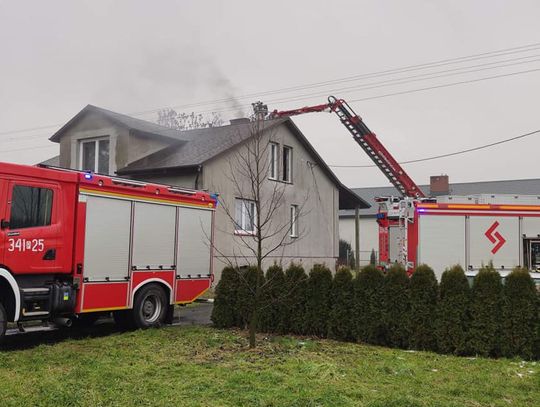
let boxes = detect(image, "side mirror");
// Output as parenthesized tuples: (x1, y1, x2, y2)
(1, 219, 10, 230)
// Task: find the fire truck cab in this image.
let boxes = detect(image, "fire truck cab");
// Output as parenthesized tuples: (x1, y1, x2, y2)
(0, 162, 216, 339)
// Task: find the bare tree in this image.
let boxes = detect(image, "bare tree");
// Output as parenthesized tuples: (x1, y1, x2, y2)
(157, 108, 223, 130)
(213, 102, 310, 348)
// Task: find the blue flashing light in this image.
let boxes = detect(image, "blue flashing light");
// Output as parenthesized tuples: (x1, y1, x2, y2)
(84, 172, 93, 180)
(417, 208, 426, 213)
(210, 193, 219, 207)
(376, 213, 385, 219)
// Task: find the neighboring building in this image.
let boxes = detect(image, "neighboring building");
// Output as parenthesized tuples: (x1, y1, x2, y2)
(340, 175, 540, 266)
(45, 105, 369, 281)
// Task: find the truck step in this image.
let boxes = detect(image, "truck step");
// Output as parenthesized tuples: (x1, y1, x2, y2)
(22, 310, 50, 317)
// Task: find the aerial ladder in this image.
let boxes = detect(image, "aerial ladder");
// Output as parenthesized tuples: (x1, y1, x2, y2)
(270, 96, 426, 269)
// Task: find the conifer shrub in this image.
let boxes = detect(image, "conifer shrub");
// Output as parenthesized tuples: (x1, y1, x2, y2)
(211, 266, 240, 328)
(259, 264, 286, 333)
(303, 264, 333, 337)
(235, 266, 265, 330)
(328, 267, 355, 341)
(501, 267, 539, 359)
(468, 263, 503, 357)
(409, 264, 438, 351)
(435, 265, 470, 355)
(283, 263, 308, 335)
(354, 264, 385, 345)
(382, 263, 410, 348)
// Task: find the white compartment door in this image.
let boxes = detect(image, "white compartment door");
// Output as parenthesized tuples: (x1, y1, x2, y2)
(469, 216, 519, 270)
(177, 208, 213, 278)
(418, 215, 466, 279)
(522, 217, 540, 238)
(132, 202, 176, 270)
(84, 196, 131, 281)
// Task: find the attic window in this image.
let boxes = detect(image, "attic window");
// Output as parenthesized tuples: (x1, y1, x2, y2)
(80, 138, 110, 174)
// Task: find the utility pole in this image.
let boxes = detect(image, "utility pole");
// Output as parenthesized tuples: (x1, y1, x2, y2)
(355, 206, 360, 272)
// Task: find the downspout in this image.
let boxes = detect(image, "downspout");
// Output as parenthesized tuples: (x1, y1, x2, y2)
(194, 165, 202, 190)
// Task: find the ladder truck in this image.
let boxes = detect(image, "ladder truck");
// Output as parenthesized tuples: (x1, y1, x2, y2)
(0, 162, 216, 340)
(271, 96, 426, 269)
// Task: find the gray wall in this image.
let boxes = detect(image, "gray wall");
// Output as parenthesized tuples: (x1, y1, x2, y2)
(202, 123, 339, 282)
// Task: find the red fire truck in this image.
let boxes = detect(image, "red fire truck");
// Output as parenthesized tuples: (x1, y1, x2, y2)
(0, 162, 216, 339)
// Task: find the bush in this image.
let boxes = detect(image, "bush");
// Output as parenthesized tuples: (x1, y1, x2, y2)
(468, 264, 503, 357)
(328, 267, 355, 341)
(283, 263, 308, 335)
(501, 267, 539, 359)
(211, 267, 240, 328)
(354, 265, 385, 345)
(409, 264, 438, 351)
(235, 266, 265, 330)
(259, 264, 286, 333)
(304, 264, 333, 337)
(382, 263, 410, 348)
(435, 265, 470, 355)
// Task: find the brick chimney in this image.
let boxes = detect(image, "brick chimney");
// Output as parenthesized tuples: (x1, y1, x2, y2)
(430, 175, 449, 196)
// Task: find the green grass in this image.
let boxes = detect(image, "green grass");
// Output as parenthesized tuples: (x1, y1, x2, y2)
(0, 326, 538, 407)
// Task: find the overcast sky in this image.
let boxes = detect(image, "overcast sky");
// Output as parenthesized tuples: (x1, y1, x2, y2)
(1, 0, 539, 188)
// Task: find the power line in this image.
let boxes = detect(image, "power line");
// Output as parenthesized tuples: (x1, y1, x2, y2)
(178, 66, 540, 116)
(2, 41, 540, 138)
(329, 129, 540, 168)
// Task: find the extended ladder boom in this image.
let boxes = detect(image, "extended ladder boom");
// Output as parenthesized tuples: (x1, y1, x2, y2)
(271, 96, 425, 198)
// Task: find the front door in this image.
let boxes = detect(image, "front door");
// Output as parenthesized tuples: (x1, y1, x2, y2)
(1, 181, 63, 274)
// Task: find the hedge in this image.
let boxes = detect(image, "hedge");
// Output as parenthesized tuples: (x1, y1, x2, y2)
(468, 263, 503, 357)
(435, 265, 470, 355)
(354, 265, 385, 345)
(259, 264, 286, 334)
(328, 267, 355, 341)
(211, 266, 239, 328)
(409, 264, 438, 351)
(501, 267, 539, 359)
(304, 264, 333, 337)
(212, 262, 540, 360)
(382, 263, 410, 348)
(283, 263, 308, 335)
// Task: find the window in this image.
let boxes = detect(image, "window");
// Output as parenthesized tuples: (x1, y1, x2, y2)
(10, 185, 53, 229)
(235, 199, 256, 234)
(290, 204, 298, 238)
(282, 146, 292, 183)
(269, 142, 279, 180)
(80, 138, 110, 174)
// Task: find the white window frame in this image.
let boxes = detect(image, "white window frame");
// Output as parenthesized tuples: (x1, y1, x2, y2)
(269, 142, 279, 180)
(235, 198, 257, 235)
(290, 204, 298, 238)
(79, 137, 110, 174)
(282, 145, 293, 183)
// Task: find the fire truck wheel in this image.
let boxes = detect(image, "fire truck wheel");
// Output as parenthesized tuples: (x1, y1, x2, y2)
(133, 284, 168, 329)
(0, 302, 7, 341)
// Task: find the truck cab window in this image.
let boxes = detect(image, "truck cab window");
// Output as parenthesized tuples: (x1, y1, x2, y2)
(10, 185, 53, 229)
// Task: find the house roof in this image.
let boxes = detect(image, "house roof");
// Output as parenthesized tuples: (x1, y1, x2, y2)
(39, 155, 60, 167)
(49, 104, 185, 143)
(117, 118, 286, 173)
(340, 178, 540, 217)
